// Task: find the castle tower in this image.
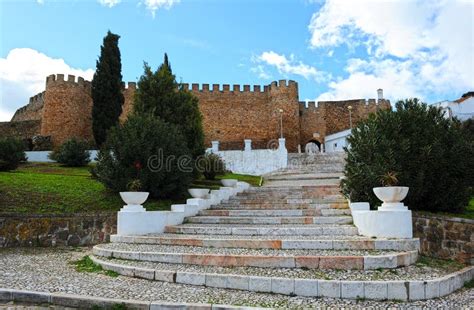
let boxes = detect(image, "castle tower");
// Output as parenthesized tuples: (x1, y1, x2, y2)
(40, 74, 94, 146)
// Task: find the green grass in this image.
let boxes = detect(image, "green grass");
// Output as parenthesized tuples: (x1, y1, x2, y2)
(415, 255, 465, 271)
(464, 279, 474, 289)
(72, 255, 119, 277)
(0, 163, 261, 214)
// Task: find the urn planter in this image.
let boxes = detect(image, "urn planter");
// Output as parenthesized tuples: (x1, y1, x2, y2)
(221, 179, 238, 187)
(373, 186, 409, 210)
(119, 192, 149, 212)
(188, 188, 210, 199)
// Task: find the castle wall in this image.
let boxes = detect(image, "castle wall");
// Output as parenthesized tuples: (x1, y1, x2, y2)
(0, 120, 41, 140)
(40, 74, 94, 146)
(11, 92, 45, 122)
(299, 99, 391, 149)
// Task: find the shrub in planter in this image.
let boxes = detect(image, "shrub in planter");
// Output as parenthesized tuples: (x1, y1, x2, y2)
(49, 138, 91, 167)
(198, 152, 226, 180)
(93, 114, 193, 199)
(0, 137, 26, 171)
(341, 98, 474, 213)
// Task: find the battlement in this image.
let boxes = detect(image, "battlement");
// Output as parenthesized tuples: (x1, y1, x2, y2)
(299, 98, 391, 112)
(180, 79, 297, 94)
(11, 91, 46, 122)
(46, 74, 91, 90)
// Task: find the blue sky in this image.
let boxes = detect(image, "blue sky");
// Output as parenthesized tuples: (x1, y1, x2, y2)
(1, 0, 473, 121)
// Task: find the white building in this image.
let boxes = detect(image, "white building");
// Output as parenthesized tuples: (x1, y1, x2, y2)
(432, 92, 474, 121)
(324, 129, 351, 153)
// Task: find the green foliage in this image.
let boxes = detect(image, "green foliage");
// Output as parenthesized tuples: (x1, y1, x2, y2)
(0, 137, 26, 171)
(342, 99, 474, 213)
(133, 54, 205, 159)
(199, 152, 226, 180)
(93, 114, 193, 198)
(92, 30, 124, 147)
(73, 256, 119, 277)
(49, 138, 91, 167)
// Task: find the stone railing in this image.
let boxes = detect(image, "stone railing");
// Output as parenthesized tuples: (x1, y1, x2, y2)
(413, 213, 473, 265)
(209, 138, 287, 176)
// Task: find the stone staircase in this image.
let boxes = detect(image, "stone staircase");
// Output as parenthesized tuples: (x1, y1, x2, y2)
(91, 154, 427, 300)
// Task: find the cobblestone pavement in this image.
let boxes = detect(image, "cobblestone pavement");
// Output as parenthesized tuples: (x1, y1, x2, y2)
(0, 247, 473, 309)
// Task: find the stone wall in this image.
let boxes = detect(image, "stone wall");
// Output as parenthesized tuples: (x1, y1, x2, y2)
(0, 213, 116, 247)
(299, 99, 391, 148)
(40, 74, 94, 146)
(8, 74, 389, 152)
(11, 91, 45, 122)
(413, 213, 473, 264)
(0, 120, 41, 140)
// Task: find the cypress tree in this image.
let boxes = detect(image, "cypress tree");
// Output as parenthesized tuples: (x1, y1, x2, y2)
(134, 54, 205, 159)
(91, 30, 124, 146)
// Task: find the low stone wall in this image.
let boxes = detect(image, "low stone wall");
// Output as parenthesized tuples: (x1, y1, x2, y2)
(413, 213, 473, 265)
(0, 213, 116, 247)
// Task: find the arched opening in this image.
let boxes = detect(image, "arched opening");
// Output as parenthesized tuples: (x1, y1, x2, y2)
(304, 139, 321, 154)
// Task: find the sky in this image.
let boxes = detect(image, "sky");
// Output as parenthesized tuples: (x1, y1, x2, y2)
(0, 0, 473, 121)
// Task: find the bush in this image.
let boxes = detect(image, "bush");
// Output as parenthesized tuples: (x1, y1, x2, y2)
(93, 114, 193, 198)
(341, 99, 474, 213)
(49, 138, 91, 167)
(0, 137, 26, 171)
(199, 152, 226, 180)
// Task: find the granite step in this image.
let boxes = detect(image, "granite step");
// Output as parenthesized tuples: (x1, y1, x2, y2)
(93, 243, 417, 270)
(211, 202, 348, 210)
(184, 215, 353, 225)
(198, 208, 351, 217)
(164, 224, 359, 236)
(110, 234, 420, 251)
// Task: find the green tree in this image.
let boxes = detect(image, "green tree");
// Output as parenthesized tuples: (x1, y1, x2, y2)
(93, 114, 193, 198)
(133, 54, 205, 159)
(91, 30, 124, 147)
(341, 98, 474, 213)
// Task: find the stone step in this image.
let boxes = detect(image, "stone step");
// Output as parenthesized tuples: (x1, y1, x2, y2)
(164, 224, 359, 236)
(211, 203, 348, 210)
(93, 243, 417, 270)
(265, 173, 343, 181)
(263, 179, 340, 187)
(184, 216, 353, 225)
(91, 255, 472, 301)
(111, 234, 420, 251)
(198, 208, 351, 217)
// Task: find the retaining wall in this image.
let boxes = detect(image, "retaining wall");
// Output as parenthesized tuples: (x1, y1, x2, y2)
(413, 213, 473, 265)
(0, 213, 116, 247)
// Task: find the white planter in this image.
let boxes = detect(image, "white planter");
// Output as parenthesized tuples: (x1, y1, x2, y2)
(119, 192, 149, 205)
(188, 188, 210, 199)
(119, 192, 149, 212)
(373, 186, 409, 211)
(221, 179, 237, 187)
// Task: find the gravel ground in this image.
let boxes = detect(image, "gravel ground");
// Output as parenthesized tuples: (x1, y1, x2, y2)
(98, 254, 463, 281)
(95, 243, 395, 256)
(1, 247, 472, 309)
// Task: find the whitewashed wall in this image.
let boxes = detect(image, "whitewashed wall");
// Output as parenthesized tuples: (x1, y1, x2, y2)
(25, 150, 99, 163)
(210, 138, 287, 176)
(324, 129, 351, 153)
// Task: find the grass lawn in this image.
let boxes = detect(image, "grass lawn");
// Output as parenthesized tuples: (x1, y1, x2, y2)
(0, 162, 261, 214)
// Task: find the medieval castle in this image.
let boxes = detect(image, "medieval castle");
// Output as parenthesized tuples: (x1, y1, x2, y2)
(1, 74, 391, 152)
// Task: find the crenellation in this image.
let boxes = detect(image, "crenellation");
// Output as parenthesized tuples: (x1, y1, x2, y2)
(9, 74, 390, 151)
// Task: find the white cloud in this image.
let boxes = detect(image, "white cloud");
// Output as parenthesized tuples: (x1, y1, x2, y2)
(253, 51, 326, 81)
(310, 0, 474, 103)
(98, 0, 121, 8)
(143, 0, 180, 18)
(36, 0, 44, 4)
(250, 65, 271, 80)
(0, 48, 94, 122)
